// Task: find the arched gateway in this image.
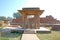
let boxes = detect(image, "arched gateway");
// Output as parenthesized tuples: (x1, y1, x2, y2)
(18, 8, 44, 29)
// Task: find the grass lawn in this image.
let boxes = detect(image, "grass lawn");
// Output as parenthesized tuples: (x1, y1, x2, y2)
(0, 32, 23, 40)
(36, 31, 60, 40)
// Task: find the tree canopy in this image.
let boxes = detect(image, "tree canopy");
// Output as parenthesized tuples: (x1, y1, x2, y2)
(13, 12, 22, 19)
(0, 16, 7, 20)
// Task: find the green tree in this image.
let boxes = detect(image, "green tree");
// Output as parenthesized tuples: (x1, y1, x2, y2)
(7, 17, 13, 21)
(13, 12, 22, 19)
(0, 16, 7, 20)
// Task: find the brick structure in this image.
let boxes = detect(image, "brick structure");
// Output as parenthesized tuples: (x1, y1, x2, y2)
(40, 15, 60, 24)
(12, 15, 60, 24)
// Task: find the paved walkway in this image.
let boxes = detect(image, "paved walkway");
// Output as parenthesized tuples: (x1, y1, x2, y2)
(21, 30, 40, 40)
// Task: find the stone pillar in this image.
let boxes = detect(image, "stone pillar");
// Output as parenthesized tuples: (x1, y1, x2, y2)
(27, 18, 30, 29)
(34, 14, 40, 29)
(22, 14, 27, 28)
(37, 14, 40, 29)
(24, 15, 28, 28)
(22, 14, 25, 28)
(34, 15, 37, 29)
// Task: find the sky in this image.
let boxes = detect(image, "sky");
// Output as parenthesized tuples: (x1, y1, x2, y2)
(0, 0, 60, 20)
